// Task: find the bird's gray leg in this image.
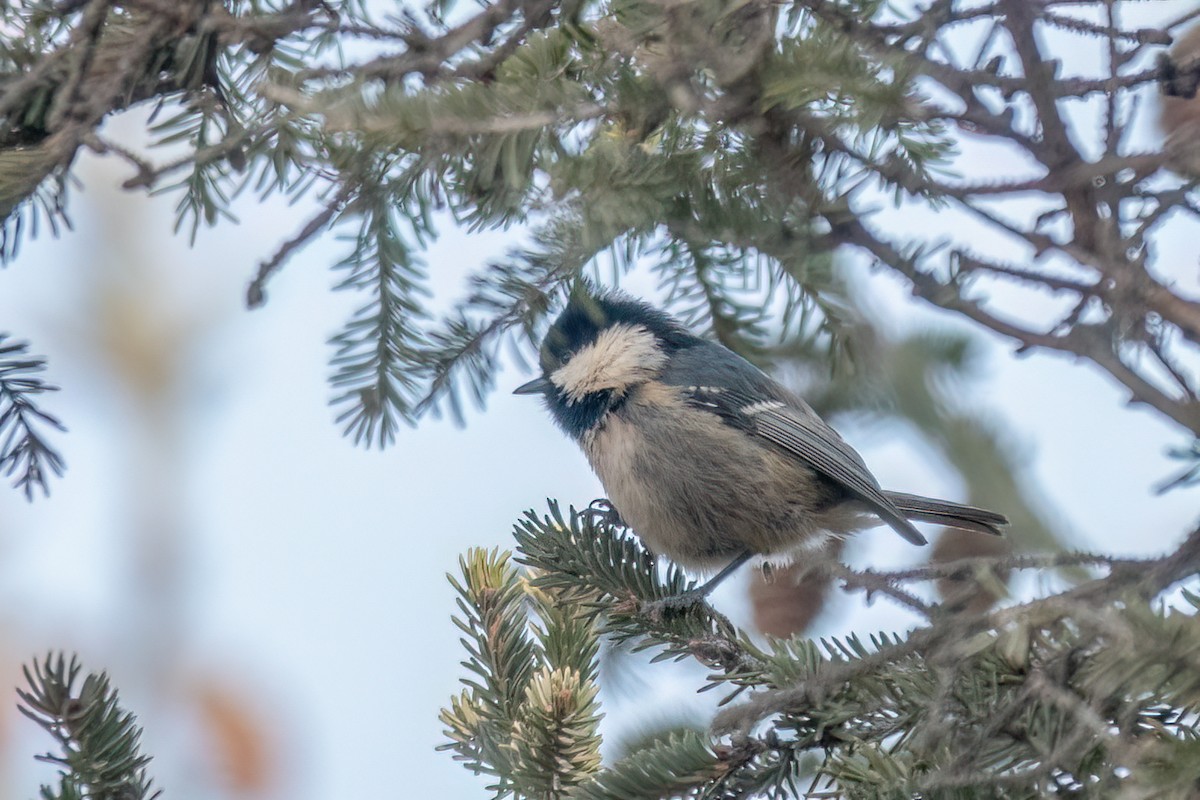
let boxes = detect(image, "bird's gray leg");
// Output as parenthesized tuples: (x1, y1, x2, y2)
(647, 551, 753, 615)
(581, 498, 627, 528)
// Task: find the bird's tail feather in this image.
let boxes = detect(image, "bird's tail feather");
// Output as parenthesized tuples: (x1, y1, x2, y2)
(884, 492, 1008, 537)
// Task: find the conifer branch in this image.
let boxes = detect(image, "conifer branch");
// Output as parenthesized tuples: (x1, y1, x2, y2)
(0, 334, 66, 499)
(17, 653, 161, 800)
(439, 547, 605, 798)
(447, 505, 1200, 797)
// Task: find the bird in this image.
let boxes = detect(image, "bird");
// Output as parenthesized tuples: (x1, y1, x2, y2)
(514, 288, 1008, 602)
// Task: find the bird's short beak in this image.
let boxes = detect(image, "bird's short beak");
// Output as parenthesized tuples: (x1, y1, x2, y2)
(513, 376, 552, 395)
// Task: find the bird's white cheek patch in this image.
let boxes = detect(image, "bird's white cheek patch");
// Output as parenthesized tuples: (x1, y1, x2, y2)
(551, 324, 667, 403)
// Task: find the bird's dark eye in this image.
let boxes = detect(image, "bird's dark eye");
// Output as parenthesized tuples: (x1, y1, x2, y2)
(543, 328, 569, 358)
(540, 330, 574, 373)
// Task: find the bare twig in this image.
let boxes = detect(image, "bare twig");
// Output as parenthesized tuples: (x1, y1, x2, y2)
(247, 184, 351, 307)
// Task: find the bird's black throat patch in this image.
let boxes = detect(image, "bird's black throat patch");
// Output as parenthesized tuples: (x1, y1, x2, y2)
(546, 387, 623, 440)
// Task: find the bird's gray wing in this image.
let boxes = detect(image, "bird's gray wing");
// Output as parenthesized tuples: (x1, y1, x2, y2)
(663, 345, 926, 545)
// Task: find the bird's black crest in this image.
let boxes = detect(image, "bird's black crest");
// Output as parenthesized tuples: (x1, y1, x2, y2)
(539, 289, 696, 373)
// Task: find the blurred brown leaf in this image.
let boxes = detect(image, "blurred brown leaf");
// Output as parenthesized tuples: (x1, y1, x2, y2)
(932, 528, 1013, 615)
(194, 679, 277, 795)
(750, 539, 845, 638)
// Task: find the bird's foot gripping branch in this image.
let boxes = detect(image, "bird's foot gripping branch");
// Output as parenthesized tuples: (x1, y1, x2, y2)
(441, 504, 1200, 799)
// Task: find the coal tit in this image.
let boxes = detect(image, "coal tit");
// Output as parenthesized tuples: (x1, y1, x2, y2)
(515, 289, 1007, 597)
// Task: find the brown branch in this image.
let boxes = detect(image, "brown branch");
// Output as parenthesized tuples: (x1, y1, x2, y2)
(295, 0, 527, 83)
(446, 0, 560, 82)
(1145, 334, 1199, 400)
(940, 152, 1171, 198)
(803, 1, 1180, 104)
(744, 4, 1200, 446)
(246, 184, 352, 308)
(1, 3, 204, 220)
(824, 216, 1200, 436)
(864, 551, 1135, 584)
(1133, 180, 1200, 240)
(954, 252, 1096, 294)
(1041, 10, 1170, 46)
(1142, 283, 1200, 345)
(823, 562, 935, 618)
(714, 526, 1200, 736)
